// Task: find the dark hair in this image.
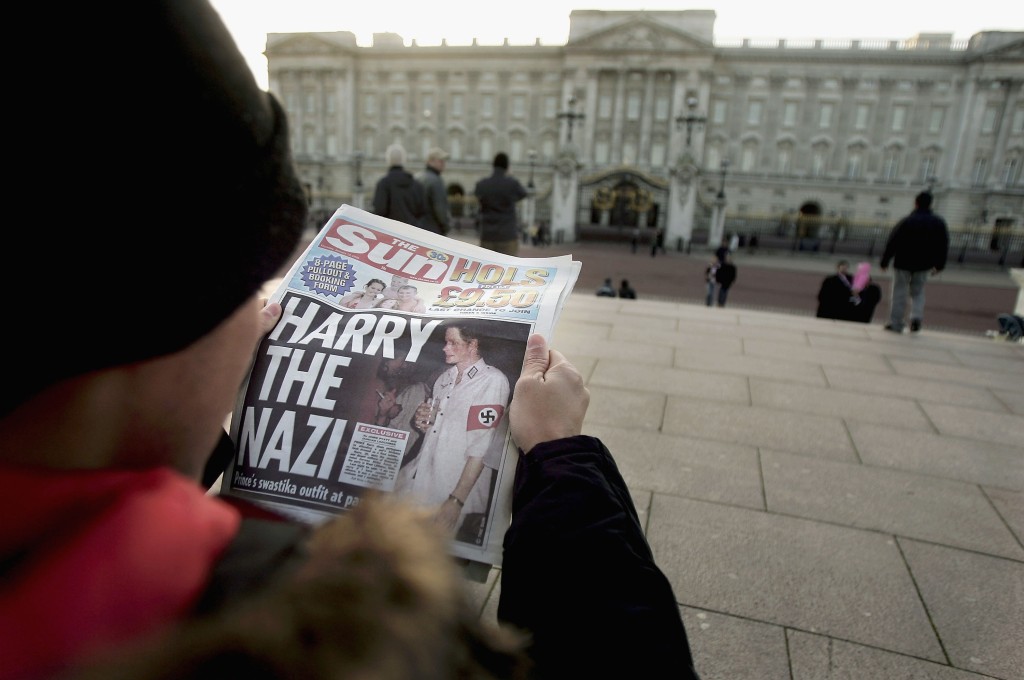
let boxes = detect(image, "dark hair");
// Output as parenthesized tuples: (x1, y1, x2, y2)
(365, 278, 386, 290)
(493, 152, 509, 169)
(448, 321, 488, 355)
(915, 192, 933, 210)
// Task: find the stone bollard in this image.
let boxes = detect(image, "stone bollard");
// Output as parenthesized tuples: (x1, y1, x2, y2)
(1011, 269, 1024, 315)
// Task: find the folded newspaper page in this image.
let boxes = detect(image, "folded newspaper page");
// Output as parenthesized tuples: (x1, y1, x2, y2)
(221, 204, 581, 566)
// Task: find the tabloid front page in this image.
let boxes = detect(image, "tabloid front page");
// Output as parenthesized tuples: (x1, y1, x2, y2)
(221, 204, 581, 566)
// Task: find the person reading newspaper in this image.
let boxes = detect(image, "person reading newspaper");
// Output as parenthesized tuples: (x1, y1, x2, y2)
(0, 2, 700, 678)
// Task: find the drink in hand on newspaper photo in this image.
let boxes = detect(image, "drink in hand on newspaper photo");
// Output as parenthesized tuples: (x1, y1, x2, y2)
(221, 204, 581, 567)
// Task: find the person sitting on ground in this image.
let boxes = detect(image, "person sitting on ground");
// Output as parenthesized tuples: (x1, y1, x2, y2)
(2, 5, 701, 678)
(596, 278, 616, 297)
(816, 260, 855, 320)
(618, 279, 637, 299)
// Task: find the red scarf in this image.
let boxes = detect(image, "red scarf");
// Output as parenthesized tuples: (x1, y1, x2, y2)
(0, 465, 240, 679)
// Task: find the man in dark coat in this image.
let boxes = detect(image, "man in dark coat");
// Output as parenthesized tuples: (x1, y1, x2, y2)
(372, 143, 427, 229)
(416, 146, 451, 235)
(474, 152, 528, 255)
(880, 192, 950, 333)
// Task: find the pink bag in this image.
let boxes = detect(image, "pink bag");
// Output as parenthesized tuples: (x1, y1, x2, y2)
(851, 262, 871, 293)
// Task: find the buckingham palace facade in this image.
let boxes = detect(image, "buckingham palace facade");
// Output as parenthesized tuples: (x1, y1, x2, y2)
(266, 9, 1023, 249)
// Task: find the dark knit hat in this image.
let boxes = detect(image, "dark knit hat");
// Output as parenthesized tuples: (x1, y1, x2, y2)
(5, 0, 307, 415)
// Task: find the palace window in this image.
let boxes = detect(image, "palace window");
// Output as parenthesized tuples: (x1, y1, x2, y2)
(451, 93, 463, 117)
(776, 145, 791, 174)
(928, 107, 944, 134)
(626, 92, 641, 120)
(391, 93, 404, 116)
(740, 144, 758, 171)
(919, 155, 937, 182)
(819, 103, 834, 128)
(746, 100, 763, 125)
(972, 156, 988, 185)
(650, 140, 666, 167)
(854, 103, 871, 131)
(1002, 156, 1021, 186)
(544, 95, 557, 119)
(1012, 107, 1024, 134)
(881, 149, 901, 181)
(510, 137, 524, 163)
(712, 100, 727, 124)
(981, 106, 997, 134)
(481, 95, 494, 118)
(811, 146, 828, 177)
(512, 95, 526, 119)
(891, 105, 907, 133)
(598, 94, 613, 119)
(364, 94, 376, 117)
(654, 95, 670, 121)
(782, 102, 798, 128)
(846, 148, 863, 179)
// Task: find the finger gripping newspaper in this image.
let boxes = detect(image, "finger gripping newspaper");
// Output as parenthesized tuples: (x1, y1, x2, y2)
(221, 205, 581, 566)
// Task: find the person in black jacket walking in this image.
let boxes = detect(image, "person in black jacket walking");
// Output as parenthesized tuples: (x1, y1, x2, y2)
(372, 143, 427, 229)
(880, 192, 950, 333)
(474, 152, 528, 256)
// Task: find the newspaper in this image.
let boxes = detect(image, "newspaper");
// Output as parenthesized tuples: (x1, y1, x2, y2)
(220, 204, 581, 566)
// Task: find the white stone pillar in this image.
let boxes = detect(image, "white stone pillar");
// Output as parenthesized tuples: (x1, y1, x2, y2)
(550, 148, 581, 243)
(666, 155, 698, 249)
(1011, 268, 1024, 316)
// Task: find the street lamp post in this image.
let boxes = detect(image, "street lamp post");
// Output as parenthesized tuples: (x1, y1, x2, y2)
(557, 95, 585, 144)
(717, 159, 730, 199)
(352, 151, 365, 210)
(524, 150, 538, 243)
(675, 94, 707, 148)
(353, 151, 364, 191)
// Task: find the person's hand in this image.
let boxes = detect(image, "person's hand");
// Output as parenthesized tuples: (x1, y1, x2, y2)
(509, 334, 589, 454)
(413, 400, 432, 431)
(434, 497, 461, 531)
(259, 299, 282, 335)
(375, 389, 400, 420)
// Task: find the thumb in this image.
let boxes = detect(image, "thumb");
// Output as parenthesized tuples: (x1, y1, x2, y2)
(260, 301, 283, 335)
(519, 334, 550, 381)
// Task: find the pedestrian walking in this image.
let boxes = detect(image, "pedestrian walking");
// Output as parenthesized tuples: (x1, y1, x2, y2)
(880, 192, 950, 333)
(372, 143, 427, 229)
(706, 252, 737, 307)
(474, 152, 528, 256)
(650, 228, 666, 257)
(415, 147, 451, 235)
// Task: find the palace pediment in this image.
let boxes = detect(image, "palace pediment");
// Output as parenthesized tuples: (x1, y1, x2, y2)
(568, 16, 712, 52)
(266, 32, 357, 56)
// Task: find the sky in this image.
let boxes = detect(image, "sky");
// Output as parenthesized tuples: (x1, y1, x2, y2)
(209, 0, 1022, 90)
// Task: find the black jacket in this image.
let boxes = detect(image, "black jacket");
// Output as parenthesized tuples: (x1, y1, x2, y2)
(499, 436, 700, 679)
(715, 263, 737, 288)
(474, 168, 528, 242)
(372, 165, 427, 228)
(880, 208, 950, 273)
